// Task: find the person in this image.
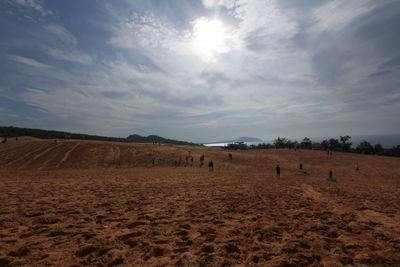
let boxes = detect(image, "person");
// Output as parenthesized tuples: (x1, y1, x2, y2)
(228, 153, 233, 160)
(329, 170, 333, 179)
(355, 164, 359, 172)
(151, 158, 155, 166)
(208, 161, 214, 171)
(190, 156, 194, 167)
(299, 163, 303, 170)
(199, 155, 205, 167)
(276, 165, 280, 177)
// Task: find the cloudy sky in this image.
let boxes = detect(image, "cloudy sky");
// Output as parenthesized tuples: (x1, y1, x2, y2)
(1, 0, 399, 143)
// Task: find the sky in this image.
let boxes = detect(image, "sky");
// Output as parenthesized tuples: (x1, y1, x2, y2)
(1, 0, 400, 143)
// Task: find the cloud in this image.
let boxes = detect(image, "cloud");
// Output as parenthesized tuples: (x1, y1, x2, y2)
(42, 23, 93, 64)
(8, 55, 52, 68)
(6, 0, 52, 16)
(2, 0, 400, 141)
(43, 24, 78, 48)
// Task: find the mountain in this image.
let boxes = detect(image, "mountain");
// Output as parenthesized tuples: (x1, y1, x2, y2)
(232, 137, 263, 142)
(0, 126, 199, 146)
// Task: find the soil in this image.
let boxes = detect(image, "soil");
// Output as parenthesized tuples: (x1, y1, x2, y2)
(0, 138, 399, 266)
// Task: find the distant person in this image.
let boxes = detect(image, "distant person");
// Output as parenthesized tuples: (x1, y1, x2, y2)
(151, 158, 155, 166)
(228, 153, 233, 160)
(327, 170, 336, 182)
(190, 156, 194, 167)
(276, 165, 280, 177)
(15, 137, 18, 141)
(355, 164, 360, 172)
(208, 161, 214, 171)
(199, 155, 205, 167)
(299, 163, 303, 170)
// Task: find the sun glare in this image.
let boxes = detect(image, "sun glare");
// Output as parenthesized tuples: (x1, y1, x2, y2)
(192, 17, 229, 61)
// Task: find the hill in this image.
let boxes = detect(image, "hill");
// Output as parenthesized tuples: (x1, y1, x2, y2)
(0, 126, 198, 146)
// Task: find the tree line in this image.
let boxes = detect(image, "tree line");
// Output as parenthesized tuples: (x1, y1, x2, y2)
(224, 136, 400, 157)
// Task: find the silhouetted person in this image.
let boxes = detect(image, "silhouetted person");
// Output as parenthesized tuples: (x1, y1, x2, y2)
(151, 158, 155, 166)
(228, 153, 233, 160)
(190, 156, 194, 167)
(299, 163, 303, 170)
(276, 165, 280, 177)
(355, 164, 359, 172)
(208, 161, 214, 171)
(199, 155, 205, 167)
(329, 170, 333, 179)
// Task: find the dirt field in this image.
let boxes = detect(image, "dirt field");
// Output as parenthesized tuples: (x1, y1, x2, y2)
(0, 138, 399, 266)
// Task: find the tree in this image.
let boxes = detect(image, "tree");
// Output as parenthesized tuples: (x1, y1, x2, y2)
(273, 137, 288, 148)
(300, 137, 312, 149)
(374, 144, 384, 155)
(321, 139, 329, 150)
(328, 138, 340, 151)
(356, 140, 374, 154)
(340, 135, 352, 152)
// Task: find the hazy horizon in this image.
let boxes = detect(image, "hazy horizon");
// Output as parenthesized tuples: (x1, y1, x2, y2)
(1, 0, 400, 143)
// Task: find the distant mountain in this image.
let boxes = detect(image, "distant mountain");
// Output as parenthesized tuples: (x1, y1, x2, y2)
(210, 136, 263, 144)
(0, 126, 199, 146)
(126, 134, 198, 146)
(233, 137, 263, 142)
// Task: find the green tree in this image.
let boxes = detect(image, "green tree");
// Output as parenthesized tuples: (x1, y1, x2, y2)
(340, 135, 352, 151)
(356, 140, 374, 154)
(300, 137, 312, 149)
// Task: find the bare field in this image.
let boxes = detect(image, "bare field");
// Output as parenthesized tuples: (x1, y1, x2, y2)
(0, 139, 400, 266)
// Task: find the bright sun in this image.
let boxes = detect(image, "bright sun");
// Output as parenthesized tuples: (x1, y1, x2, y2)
(192, 17, 228, 61)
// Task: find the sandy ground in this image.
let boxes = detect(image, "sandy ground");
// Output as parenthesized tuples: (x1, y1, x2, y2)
(0, 138, 399, 266)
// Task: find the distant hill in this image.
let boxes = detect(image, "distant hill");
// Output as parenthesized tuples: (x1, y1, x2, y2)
(233, 137, 263, 142)
(126, 134, 198, 146)
(211, 136, 263, 144)
(0, 126, 199, 146)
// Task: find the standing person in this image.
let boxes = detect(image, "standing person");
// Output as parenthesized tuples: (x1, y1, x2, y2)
(299, 163, 303, 170)
(199, 155, 205, 167)
(208, 161, 214, 171)
(329, 170, 333, 179)
(276, 165, 280, 177)
(228, 153, 233, 160)
(355, 164, 360, 172)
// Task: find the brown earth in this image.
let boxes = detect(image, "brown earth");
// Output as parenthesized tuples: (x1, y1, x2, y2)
(0, 138, 399, 266)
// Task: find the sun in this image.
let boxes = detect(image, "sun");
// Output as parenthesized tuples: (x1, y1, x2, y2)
(192, 17, 229, 61)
